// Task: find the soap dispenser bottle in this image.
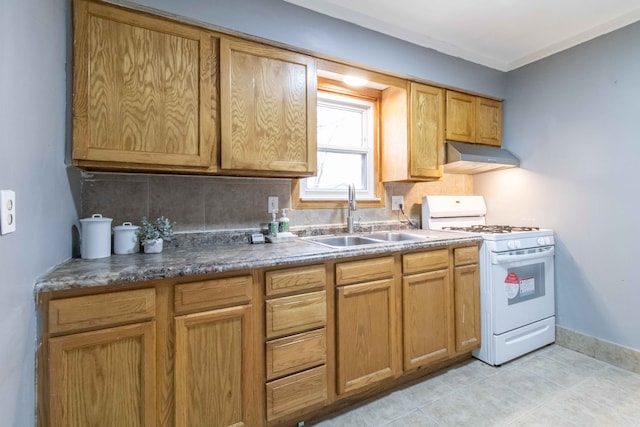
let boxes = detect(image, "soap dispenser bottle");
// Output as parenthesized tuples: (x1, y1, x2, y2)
(268, 210, 279, 237)
(278, 208, 290, 233)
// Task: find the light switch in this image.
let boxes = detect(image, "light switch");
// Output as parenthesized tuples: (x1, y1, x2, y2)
(0, 190, 16, 235)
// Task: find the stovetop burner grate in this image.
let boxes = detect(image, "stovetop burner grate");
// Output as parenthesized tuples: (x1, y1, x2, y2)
(442, 225, 540, 234)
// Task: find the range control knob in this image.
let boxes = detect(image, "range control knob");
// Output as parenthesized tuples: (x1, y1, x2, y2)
(537, 237, 546, 246)
(507, 240, 516, 250)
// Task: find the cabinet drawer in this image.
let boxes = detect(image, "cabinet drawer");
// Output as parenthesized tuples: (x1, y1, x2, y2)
(454, 246, 479, 266)
(266, 366, 327, 422)
(265, 265, 325, 297)
(266, 291, 326, 339)
(49, 288, 155, 334)
(174, 275, 252, 314)
(403, 249, 449, 274)
(336, 256, 394, 286)
(266, 329, 326, 381)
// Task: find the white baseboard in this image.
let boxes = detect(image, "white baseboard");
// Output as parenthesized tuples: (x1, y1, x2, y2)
(556, 325, 640, 374)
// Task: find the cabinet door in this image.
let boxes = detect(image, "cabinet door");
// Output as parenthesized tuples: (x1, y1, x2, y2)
(73, 0, 216, 168)
(175, 305, 254, 427)
(220, 38, 317, 175)
(49, 322, 156, 427)
(336, 279, 400, 395)
(445, 91, 475, 142)
(476, 97, 502, 146)
(403, 269, 451, 370)
(454, 264, 481, 353)
(409, 83, 445, 179)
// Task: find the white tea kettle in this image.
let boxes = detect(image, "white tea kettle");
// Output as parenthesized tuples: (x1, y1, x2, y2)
(80, 214, 112, 259)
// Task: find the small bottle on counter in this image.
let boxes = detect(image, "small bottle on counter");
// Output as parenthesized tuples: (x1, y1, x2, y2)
(268, 210, 279, 237)
(278, 208, 290, 233)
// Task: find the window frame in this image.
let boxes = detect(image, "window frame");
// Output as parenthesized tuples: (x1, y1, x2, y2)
(292, 77, 385, 209)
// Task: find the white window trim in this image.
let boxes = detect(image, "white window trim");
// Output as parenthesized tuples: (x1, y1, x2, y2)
(300, 91, 377, 201)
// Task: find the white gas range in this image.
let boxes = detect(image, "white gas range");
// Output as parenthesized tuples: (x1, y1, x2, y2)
(422, 195, 555, 366)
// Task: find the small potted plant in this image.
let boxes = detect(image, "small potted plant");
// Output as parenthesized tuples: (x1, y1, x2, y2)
(138, 216, 174, 253)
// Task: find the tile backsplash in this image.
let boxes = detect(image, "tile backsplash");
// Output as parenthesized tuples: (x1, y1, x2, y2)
(80, 170, 473, 233)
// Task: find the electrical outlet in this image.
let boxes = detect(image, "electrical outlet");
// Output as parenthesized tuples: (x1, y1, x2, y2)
(268, 196, 279, 213)
(391, 195, 404, 211)
(0, 190, 16, 235)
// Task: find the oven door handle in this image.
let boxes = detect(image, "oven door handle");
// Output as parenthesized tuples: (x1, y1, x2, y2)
(491, 246, 554, 265)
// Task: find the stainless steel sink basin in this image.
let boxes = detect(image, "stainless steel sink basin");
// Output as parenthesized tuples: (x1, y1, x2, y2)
(305, 235, 382, 248)
(367, 232, 428, 242)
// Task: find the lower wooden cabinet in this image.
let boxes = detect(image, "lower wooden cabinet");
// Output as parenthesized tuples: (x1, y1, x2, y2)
(403, 269, 451, 370)
(453, 247, 481, 353)
(174, 305, 254, 427)
(48, 322, 157, 427)
(39, 245, 481, 426)
(336, 278, 400, 395)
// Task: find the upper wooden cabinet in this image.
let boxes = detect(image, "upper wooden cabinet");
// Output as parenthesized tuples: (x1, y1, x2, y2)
(381, 82, 445, 181)
(72, 0, 217, 170)
(446, 90, 502, 147)
(220, 38, 317, 176)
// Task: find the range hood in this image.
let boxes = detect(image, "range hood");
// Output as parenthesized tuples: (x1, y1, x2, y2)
(444, 141, 519, 174)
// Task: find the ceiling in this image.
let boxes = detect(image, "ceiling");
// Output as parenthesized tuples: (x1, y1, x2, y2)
(284, 0, 640, 71)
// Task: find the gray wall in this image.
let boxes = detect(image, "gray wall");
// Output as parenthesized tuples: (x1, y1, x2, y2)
(0, 0, 76, 424)
(476, 22, 640, 351)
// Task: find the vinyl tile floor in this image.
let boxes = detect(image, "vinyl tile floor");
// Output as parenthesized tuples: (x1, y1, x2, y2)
(311, 345, 640, 426)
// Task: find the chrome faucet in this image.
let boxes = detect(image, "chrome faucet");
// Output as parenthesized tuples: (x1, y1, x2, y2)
(347, 183, 357, 233)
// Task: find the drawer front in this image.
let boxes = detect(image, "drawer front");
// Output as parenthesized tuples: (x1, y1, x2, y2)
(335, 256, 394, 286)
(266, 366, 327, 422)
(403, 249, 449, 274)
(266, 291, 326, 339)
(174, 275, 252, 314)
(49, 288, 155, 334)
(454, 246, 479, 266)
(266, 329, 326, 381)
(265, 265, 326, 297)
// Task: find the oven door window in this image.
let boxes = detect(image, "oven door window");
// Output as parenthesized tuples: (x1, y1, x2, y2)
(505, 262, 545, 305)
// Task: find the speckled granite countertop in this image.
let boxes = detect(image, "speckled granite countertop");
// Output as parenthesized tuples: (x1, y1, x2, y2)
(35, 229, 481, 293)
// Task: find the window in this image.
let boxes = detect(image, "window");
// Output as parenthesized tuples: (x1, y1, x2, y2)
(299, 91, 379, 202)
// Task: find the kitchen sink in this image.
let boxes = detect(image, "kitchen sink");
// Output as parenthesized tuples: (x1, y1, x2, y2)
(367, 232, 428, 242)
(306, 235, 382, 248)
(304, 232, 429, 248)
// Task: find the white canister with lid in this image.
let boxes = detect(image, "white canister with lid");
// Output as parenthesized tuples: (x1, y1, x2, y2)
(113, 222, 140, 254)
(80, 214, 112, 259)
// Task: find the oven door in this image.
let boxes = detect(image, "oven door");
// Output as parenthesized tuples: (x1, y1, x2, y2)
(490, 246, 555, 334)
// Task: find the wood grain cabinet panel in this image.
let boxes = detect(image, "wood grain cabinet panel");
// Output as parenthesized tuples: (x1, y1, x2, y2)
(265, 291, 326, 339)
(174, 275, 252, 314)
(446, 90, 502, 146)
(220, 37, 317, 175)
(49, 288, 155, 334)
(454, 262, 481, 353)
(409, 83, 445, 179)
(403, 269, 451, 370)
(476, 97, 502, 146)
(454, 246, 479, 266)
(445, 91, 476, 143)
(174, 305, 254, 427)
(265, 265, 326, 297)
(266, 366, 327, 422)
(48, 322, 156, 427)
(403, 249, 449, 275)
(381, 82, 445, 182)
(266, 329, 327, 381)
(336, 279, 400, 395)
(73, 0, 216, 170)
(335, 256, 394, 286)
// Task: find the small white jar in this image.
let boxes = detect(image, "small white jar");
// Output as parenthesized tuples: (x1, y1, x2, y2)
(80, 214, 112, 259)
(113, 222, 140, 254)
